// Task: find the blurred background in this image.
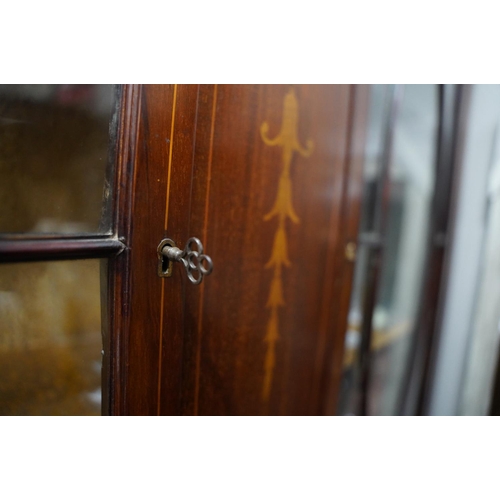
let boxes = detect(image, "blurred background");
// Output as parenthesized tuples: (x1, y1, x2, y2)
(339, 85, 500, 416)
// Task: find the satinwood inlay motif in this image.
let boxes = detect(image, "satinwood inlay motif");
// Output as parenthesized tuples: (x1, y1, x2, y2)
(260, 88, 314, 401)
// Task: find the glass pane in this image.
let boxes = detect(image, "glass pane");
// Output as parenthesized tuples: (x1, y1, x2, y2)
(0, 84, 116, 234)
(430, 85, 500, 415)
(460, 144, 500, 414)
(338, 85, 439, 415)
(368, 85, 438, 415)
(338, 84, 393, 415)
(0, 259, 102, 415)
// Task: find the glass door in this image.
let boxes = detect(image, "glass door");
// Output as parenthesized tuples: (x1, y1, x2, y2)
(339, 84, 448, 415)
(0, 84, 123, 415)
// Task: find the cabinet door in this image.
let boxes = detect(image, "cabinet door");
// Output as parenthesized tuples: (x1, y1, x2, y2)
(110, 85, 368, 415)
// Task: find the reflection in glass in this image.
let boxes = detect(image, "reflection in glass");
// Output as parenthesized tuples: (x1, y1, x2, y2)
(458, 85, 500, 415)
(0, 84, 116, 234)
(339, 85, 438, 415)
(0, 259, 102, 415)
(338, 85, 393, 415)
(369, 85, 438, 415)
(431, 85, 500, 415)
(460, 145, 500, 414)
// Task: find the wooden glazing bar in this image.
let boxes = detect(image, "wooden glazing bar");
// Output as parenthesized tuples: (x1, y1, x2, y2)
(0, 236, 125, 263)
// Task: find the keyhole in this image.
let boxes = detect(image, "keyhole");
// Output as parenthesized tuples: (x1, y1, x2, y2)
(162, 254, 170, 274)
(157, 238, 176, 278)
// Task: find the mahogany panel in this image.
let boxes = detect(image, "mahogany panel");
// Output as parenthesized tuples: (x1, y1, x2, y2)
(158, 85, 201, 415)
(178, 85, 356, 415)
(117, 85, 366, 415)
(320, 85, 369, 415)
(121, 85, 176, 415)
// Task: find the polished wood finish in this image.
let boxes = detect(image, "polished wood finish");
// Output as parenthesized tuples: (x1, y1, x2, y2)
(0, 236, 124, 263)
(102, 84, 142, 415)
(113, 85, 367, 415)
(319, 85, 369, 415)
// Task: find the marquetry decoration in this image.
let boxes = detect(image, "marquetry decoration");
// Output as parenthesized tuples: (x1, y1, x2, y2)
(260, 88, 314, 401)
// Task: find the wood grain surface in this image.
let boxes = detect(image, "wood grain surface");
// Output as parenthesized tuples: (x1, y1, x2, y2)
(112, 85, 368, 415)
